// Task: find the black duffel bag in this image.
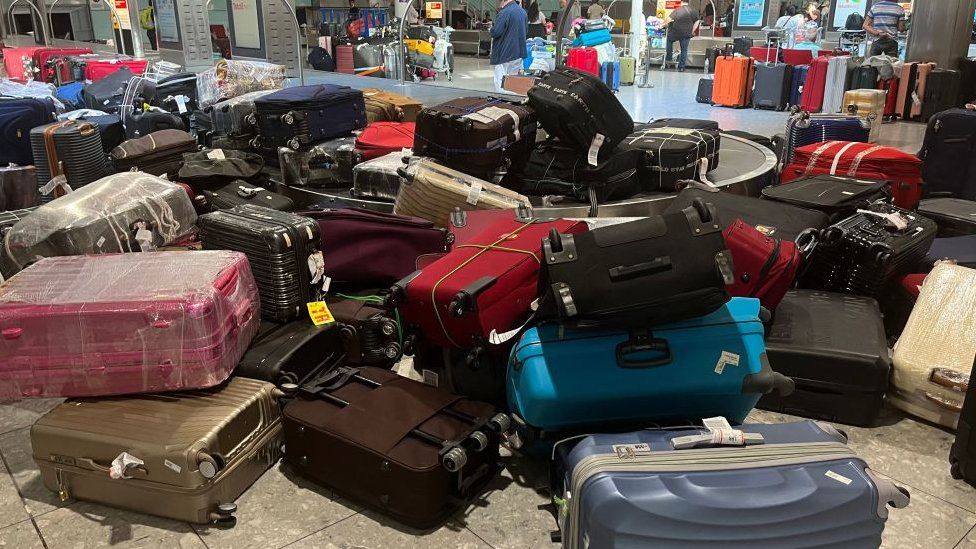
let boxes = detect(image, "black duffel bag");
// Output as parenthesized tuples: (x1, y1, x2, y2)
(178, 149, 265, 190)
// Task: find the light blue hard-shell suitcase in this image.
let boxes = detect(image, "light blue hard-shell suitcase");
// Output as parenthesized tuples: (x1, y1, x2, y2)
(552, 420, 911, 548)
(507, 297, 794, 434)
(601, 61, 620, 91)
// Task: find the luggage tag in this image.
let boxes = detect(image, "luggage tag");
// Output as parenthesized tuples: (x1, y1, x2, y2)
(39, 175, 72, 197)
(306, 301, 335, 326)
(132, 221, 156, 251)
(856, 209, 908, 231)
(207, 149, 226, 160)
(587, 134, 605, 167)
(109, 452, 145, 479)
(308, 251, 326, 285)
(670, 417, 764, 449)
(174, 95, 188, 114)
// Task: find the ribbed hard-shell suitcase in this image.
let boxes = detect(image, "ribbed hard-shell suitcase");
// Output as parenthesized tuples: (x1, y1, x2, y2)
(917, 198, 976, 237)
(877, 77, 900, 119)
(843, 88, 886, 142)
(0, 251, 260, 398)
(32, 377, 282, 524)
(29, 120, 109, 201)
(236, 320, 344, 386)
(0, 97, 55, 166)
(351, 150, 409, 201)
(783, 112, 871, 165)
(252, 84, 367, 152)
(277, 137, 361, 188)
(712, 55, 754, 108)
(552, 421, 909, 549)
(509, 298, 793, 434)
(822, 55, 851, 113)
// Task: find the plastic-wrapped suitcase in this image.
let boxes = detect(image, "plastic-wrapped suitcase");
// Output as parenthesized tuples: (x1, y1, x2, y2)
(507, 139, 642, 203)
(921, 68, 961, 122)
(917, 198, 976, 237)
(351, 150, 409, 201)
(552, 421, 909, 549)
(822, 55, 851, 113)
(783, 112, 871, 165)
(252, 84, 367, 152)
(323, 292, 402, 366)
(201, 180, 295, 211)
(31, 377, 281, 524)
(891, 263, 975, 429)
(896, 61, 937, 121)
(81, 66, 134, 113)
(208, 89, 276, 140)
(362, 87, 422, 123)
(918, 108, 976, 200)
(277, 137, 361, 188)
(236, 320, 344, 386)
(355, 121, 415, 160)
(761, 174, 889, 220)
(712, 55, 754, 108)
(952, 357, 976, 486)
(510, 298, 793, 433)
(843, 89, 886, 142)
(723, 219, 801, 312)
(281, 365, 508, 528)
(0, 165, 39, 211)
(788, 63, 808, 107)
(800, 56, 830, 112)
(753, 62, 793, 111)
(696, 78, 714, 103)
(527, 67, 633, 157)
(393, 159, 529, 227)
(32, 47, 92, 83)
(84, 59, 148, 81)
(30, 120, 110, 201)
(198, 205, 322, 322)
(802, 202, 937, 298)
(110, 129, 198, 176)
(620, 124, 721, 191)
(0, 251, 259, 399)
(759, 290, 890, 426)
(0, 98, 55, 166)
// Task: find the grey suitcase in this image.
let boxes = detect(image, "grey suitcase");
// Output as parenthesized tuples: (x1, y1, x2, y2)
(753, 62, 793, 111)
(209, 90, 277, 140)
(823, 55, 851, 114)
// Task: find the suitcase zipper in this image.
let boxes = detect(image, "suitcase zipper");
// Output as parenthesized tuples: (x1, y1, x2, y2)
(751, 237, 782, 296)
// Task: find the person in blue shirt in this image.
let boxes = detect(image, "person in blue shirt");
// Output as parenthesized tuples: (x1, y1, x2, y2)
(864, 0, 905, 56)
(490, 0, 528, 92)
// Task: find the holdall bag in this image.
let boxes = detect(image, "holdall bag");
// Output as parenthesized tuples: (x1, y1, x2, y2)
(362, 87, 422, 123)
(178, 148, 265, 190)
(201, 180, 295, 211)
(952, 357, 976, 487)
(917, 198, 976, 237)
(0, 98, 55, 166)
(800, 55, 830, 112)
(0, 251, 260, 398)
(892, 263, 975, 429)
(712, 55, 755, 108)
(300, 207, 451, 289)
(281, 365, 509, 528)
(30, 120, 111, 201)
(0, 165, 39, 211)
(783, 112, 872, 165)
(508, 139, 643, 204)
(753, 62, 793, 111)
(842, 88, 886, 142)
(278, 137, 361, 189)
(538, 200, 733, 328)
(509, 298, 794, 434)
(761, 174, 890, 220)
(619, 124, 721, 191)
(696, 78, 714, 104)
(565, 47, 600, 76)
(356, 121, 415, 160)
(81, 66, 134, 112)
(236, 320, 344, 386)
(759, 290, 890, 426)
(527, 67, 633, 158)
(56, 81, 85, 110)
(918, 108, 976, 200)
(391, 217, 586, 349)
(412, 97, 537, 178)
(123, 109, 187, 139)
(308, 46, 336, 71)
(551, 421, 908, 549)
(723, 219, 800, 312)
(896, 61, 937, 121)
(252, 84, 367, 152)
(323, 292, 403, 366)
(111, 129, 198, 176)
(84, 58, 148, 81)
(921, 68, 961, 122)
(788, 63, 808, 107)
(31, 377, 281, 524)
(822, 55, 852, 113)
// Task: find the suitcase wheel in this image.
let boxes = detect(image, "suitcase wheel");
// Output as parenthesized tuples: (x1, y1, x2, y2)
(288, 138, 302, 150)
(244, 112, 256, 126)
(209, 502, 237, 525)
(442, 446, 467, 472)
(468, 430, 489, 451)
(488, 413, 512, 434)
(384, 342, 402, 360)
(281, 112, 296, 125)
(250, 136, 261, 148)
(822, 227, 844, 245)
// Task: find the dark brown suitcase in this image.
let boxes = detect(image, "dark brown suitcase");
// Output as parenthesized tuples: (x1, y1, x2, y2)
(111, 129, 198, 176)
(281, 365, 509, 528)
(323, 292, 403, 366)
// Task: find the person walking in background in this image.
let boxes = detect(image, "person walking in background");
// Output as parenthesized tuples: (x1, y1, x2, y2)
(490, 0, 527, 92)
(664, 0, 699, 71)
(863, 0, 905, 56)
(526, 0, 547, 39)
(586, 0, 604, 20)
(139, 0, 156, 49)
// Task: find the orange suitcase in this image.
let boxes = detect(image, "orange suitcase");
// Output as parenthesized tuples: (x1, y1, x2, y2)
(712, 55, 755, 108)
(896, 62, 937, 121)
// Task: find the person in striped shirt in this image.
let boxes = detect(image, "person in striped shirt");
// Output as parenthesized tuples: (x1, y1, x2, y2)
(863, 0, 906, 56)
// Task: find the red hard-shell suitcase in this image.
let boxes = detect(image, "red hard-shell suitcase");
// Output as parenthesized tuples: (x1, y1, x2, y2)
(724, 219, 801, 312)
(32, 48, 92, 83)
(391, 217, 586, 348)
(566, 47, 600, 76)
(355, 121, 415, 160)
(800, 56, 830, 113)
(878, 77, 899, 120)
(84, 59, 148, 81)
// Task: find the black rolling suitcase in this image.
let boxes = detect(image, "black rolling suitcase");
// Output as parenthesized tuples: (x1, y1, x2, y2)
(252, 85, 367, 152)
(646, 118, 720, 131)
(925, 235, 976, 268)
(81, 66, 134, 113)
(620, 124, 721, 191)
(705, 46, 724, 73)
(761, 174, 889, 220)
(506, 139, 642, 203)
(412, 342, 511, 406)
(917, 198, 976, 236)
(753, 62, 793, 111)
(950, 359, 976, 487)
(278, 137, 361, 188)
(918, 108, 976, 200)
(527, 67, 634, 159)
(111, 129, 198, 176)
(921, 69, 962, 122)
(696, 78, 714, 104)
(849, 65, 879, 90)
(758, 290, 890, 427)
(323, 292, 402, 366)
(198, 205, 322, 322)
(152, 72, 198, 118)
(802, 202, 937, 298)
(30, 121, 110, 201)
(202, 180, 295, 211)
(236, 320, 345, 386)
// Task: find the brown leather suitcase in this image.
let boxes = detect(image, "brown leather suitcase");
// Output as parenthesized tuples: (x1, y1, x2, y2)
(282, 365, 510, 528)
(362, 87, 423, 123)
(31, 377, 283, 525)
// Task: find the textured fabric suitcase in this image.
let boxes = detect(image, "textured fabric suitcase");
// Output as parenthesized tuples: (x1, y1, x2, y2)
(178, 149, 264, 191)
(356, 121, 415, 160)
(322, 292, 402, 366)
(202, 180, 295, 211)
(278, 137, 360, 189)
(696, 78, 714, 103)
(236, 320, 344, 386)
(0, 98, 55, 166)
(56, 82, 85, 110)
(351, 150, 409, 201)
(31, 377, 281, 524)
(822, 55, 851, 113)
(413, 97, 537, 178)
(208, 90, 276, 139)
(123, 109, 187, 139)
(566, 47, 600, 76)
(800, 56, 830, 113)
(282, 365, 507, 528)
(527, 68, 633, 157)
(77, 113, 124, 152)
(952, 357, 976, 486)
(0, 165, 39, 211)
(759, 290, 890, 426)
(921, 69, 961, 122)
(253, 85, 367, 152)
(30, 120, 110, 200)
(723, 219, 800, 312)
(509, 298, 793, 433)
(33, 48, 92, 83)
(753, 62, 793, 111)
(891, 263, 975, 429)
(783, 112, 871, 165)
(392, 217, 584, 348)
(538, 201, 731, 328)
(81, 67, 134, 113)
(917, 198, 976, 237)
(712, 55, 754, 108)
(198, 206, 322, 322)
(508, 139, 642, 203)
(788, 63, 808, 107)
(111, 129, 197, 176)
(84, 59, 148, 81)
(849, 65, 879, 90)
(762, 174, 889, 220)
(897, 62, 937, 121)
(393, 159, 529, 227)
(362, 87, 422, 123)
(620, 124, 721, 191)
(0, 251, 259, 398)
(843, 89, 886, 142)
(918, 108, 976, 200)
(619, 55, 636, 85)
(552, 421, 909, 549)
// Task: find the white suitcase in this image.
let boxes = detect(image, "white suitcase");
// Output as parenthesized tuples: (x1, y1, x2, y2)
(822, 55, 851, 114)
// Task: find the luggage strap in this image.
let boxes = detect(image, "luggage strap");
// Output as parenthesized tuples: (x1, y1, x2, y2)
(42, 120, 74, 198)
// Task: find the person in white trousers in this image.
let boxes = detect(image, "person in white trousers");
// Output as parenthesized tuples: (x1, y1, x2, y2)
(490, 0, 528, 92)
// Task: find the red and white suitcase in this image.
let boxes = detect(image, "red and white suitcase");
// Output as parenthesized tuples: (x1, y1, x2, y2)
(84, 59, 149, 81)
(2, 46, 48, 81)
(355, 121, 415, 160)
(0, 251, 260, 399)
(32, 47, 92, 83)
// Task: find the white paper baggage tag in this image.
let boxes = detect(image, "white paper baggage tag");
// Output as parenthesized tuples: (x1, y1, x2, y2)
(713, 351, 740, 374)
(587, 134, 605, 167)
(466, 181, 483, 205)
(207, 149, 226, 160)
(134, 228, 155, 251)
(109, 452, 145, 479)
(174, 95, 188, 114)
(39, 175, 70, 196)
(307, 251, 325, 284)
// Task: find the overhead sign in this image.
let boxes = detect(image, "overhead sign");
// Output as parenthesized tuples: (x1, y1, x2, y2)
(113, 0, 132, 30)
(425, 1, 442, 19)
(736, 0, 766, 27)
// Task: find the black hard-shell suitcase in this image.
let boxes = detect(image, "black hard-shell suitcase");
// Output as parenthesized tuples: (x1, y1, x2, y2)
(30, 121, 110, 201)
(620, 124, 721, 191)
(81, 66, 134, 112)
(761, 175, 889, 220)
(921, 69, 962, 122)
(646, 118, 720, 131)
(850, 65, 879, 90)
(753, 62, 793, 111)
(412, 342, 511, 406)
(253, 84, 367, 152)
(696, 78, 713, 104)
(918, 108, 976, 200)
(527, 67, 634, 158)
(917, 198, 976, 237)
(323, 292, 402, 366)
(507, 139, 642, 203)
(198, 205, 322, 322)
(236, 320, 345, 386)
(758, 289, 891, 426)
(202, 180, 295, 211)
(950, 358, 976, 486)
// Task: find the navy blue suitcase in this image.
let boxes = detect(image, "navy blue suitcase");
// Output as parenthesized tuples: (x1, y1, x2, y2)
(253, 84, 367, 152)
(926, 235, 976, 268)
(552, 421, 910, 549)
(784, 112, 871, 165)
(0, 98, 55, 166)
(789, 64, 808, 107)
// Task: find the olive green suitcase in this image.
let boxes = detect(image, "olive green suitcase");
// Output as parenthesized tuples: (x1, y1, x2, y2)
(620, 56, 636, 86)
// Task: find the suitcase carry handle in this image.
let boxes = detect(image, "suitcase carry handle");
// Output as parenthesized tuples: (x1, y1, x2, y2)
(608, 257, 671, 281)
(213, 268, 240, 296)
(616, 333, 671, 368)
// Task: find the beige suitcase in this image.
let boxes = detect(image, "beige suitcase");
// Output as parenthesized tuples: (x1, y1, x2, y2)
(890, 263, 974, 429)
(31, 377, 282, 524)
(843, 89, 886, 143)
(362, 87, 423, 123)
(393, 158, 529, 228)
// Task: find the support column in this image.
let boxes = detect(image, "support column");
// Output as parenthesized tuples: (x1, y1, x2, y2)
(126, 0, 145, 57)
(629, 0, 642, 56)
(906, 0, 976, 68)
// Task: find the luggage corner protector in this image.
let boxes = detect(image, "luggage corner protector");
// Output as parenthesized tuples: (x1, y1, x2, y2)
(741, 353, 795, 396)
(865, 468, 910, 519)
(544, 231, 577, 265)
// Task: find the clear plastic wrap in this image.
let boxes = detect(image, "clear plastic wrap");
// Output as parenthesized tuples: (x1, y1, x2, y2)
(197, 60, 287, 109)
(0, 80, 65, 112)
(352, 150, 410, 201)
(278, 138, 361, 188)
(3, 172, 198, 273)
(0, 251, 260, 399)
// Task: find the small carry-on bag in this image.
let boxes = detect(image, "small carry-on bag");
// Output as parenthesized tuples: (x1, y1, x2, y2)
(362, 87, 423, 123)
(723, 219, 800, 312)
(252, 84, 367, 151)
(111, 129, 198, 176)
(412, 97, 537, 177)
(619, 55, 636, 85)
(0, 165, 39, 211)
(843, 88, 886, 142)
(759, 289, 891, 426)
(952, 358, 976, 486)
(509, 298, 794, 433)
(696, 78, 714, 103)
(600, 60, 620, 91)
(236, 320, 345, 386)
(619, 124, 721, 191)
(81, 66, 134, 112)
(878, 77, 899, 119)
(800, 55, 830, 112)
(551, 421, 909, 549)
(322, 292, 403, 366)
(752, 61, 793, 111)
(508, 140, 642, 203)
(201, 180, 295, 211)
(565, 47, 600, 76)
(151, 72, 199, 118)
(30, 120, 110, 200)
(917, 198, 976, 237)
(0, 251, 260, 399)
(31, 377, 282, 524)
(712, 55, 755, 108)
(538, 200, 732, 328)
(527, 67, 633, 157)
(0, 97, 55, 166)
(356, 121, 415, 160)
(783, 112, 871, 165)
(921, 68, 961, 122)
(918, 108, 976, 200)
(891, 262, 975, 429)
(761, 174, 890, 220)
(392, 217, 585, 349)
(393, 158, 530, 227)
(282, 365, 510, 528)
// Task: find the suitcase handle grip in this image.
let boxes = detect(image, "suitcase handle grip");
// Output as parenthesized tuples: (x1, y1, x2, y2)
(213, 268, 240, 297)
(616, 336, 672, 368)
(608, 257, 671, 281)
(76, 457, 148, 478)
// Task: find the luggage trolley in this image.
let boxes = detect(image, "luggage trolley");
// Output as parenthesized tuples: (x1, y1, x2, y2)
(638, 19, 667, 88)
(431, 25, 455, 81)
(839, 29, 867, 56)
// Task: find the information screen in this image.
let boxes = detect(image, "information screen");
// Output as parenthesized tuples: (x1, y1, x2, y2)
(232, 0, 261, 49)
(156, 0, 180, 43)
(833, 0, 870, 30)
(736, 0, 766, 28)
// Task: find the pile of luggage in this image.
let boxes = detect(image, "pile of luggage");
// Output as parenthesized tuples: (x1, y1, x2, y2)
(563, 17, 635, 90)
(4, 59, 976, 546)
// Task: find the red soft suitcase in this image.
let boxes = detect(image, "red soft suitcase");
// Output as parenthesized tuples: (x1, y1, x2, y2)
(2, 46, 48, 81)
(32, 48, 91, 83)
(878, 77, 899, 120)
(800, 56, 830, 112)
(566, 47, 600, 77)
(782, 49, 814, 66)
(723, 219, 801, 312)
(84, 59, 148, 81)
(0, 251, 260, 399)
(392, 217, 586, 348)
(749, 47, 778, 63)
(355, 121, 415, 160)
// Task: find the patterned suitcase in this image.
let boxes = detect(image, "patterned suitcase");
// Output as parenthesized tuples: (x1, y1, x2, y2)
(783, 112, 871, 165)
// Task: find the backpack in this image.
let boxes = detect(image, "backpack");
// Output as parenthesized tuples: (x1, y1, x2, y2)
(845, 13, 865, 30)
(308, 47, 336, 71)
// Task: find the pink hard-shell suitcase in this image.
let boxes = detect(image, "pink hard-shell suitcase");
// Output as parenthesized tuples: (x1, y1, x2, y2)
(3, 46, 48, 80)
(0, 251, 260, 399)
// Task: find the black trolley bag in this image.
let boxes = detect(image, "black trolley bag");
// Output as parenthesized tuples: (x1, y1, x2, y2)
(527, 67, 634, 159)
(252, 84, 367, 152)
(539, 198, 734, 327)
(619, 123, 721, 192)
(761, 174, 890, 220)
(198, 205, 322, 322)
(918, 108, 976, 200)
(917, 198, 976, 236)
(235, 320, 345, 386)
(506, 139, 643, 203)
(81, 66, 134, 113)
